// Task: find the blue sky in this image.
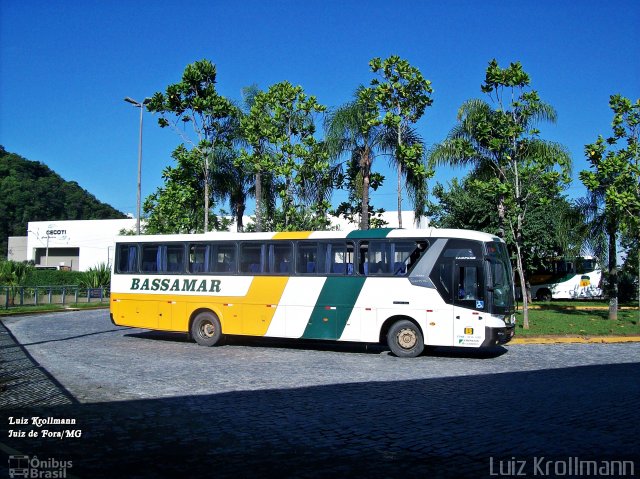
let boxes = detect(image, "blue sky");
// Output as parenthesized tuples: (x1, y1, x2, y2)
(1, 0, 639, 219)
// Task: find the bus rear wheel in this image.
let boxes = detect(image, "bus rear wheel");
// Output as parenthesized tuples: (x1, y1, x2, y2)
(387, 320, 424, 358)
(191, 311, 223, 347)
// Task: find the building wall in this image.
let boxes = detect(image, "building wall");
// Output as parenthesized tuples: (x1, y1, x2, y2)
(7, 236, 28, 262)
(27, 219, 137, 271)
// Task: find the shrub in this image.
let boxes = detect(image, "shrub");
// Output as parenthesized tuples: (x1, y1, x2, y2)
(79, 263, 111, 289)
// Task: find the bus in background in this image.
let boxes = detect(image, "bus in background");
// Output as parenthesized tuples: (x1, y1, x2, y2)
(110, 228, 516, 358)
(529, 256, 603, 301)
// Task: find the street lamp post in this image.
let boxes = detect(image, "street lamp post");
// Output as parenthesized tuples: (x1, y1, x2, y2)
(124, 96, 151, 235)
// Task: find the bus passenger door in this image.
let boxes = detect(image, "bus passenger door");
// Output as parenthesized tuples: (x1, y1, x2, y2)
(453, 260, 486, 347)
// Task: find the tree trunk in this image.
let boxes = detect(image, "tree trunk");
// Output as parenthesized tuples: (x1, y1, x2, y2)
(607, 219, 618, 320)
(497, 195, 506, 238)
(397, 162, 402, 228)
(236, 201, 245, 233)
(514, 232, 529, 329)
(397, 125, 403, 229)
(204, 154, 210, 233)
(361, 150, 371, 230)
(255, 171, 262, 232)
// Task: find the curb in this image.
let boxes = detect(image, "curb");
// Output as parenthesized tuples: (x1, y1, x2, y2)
(511, 336, 640, 345)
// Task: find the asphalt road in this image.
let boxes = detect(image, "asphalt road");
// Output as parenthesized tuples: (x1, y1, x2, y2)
(1, 310, 639, 478)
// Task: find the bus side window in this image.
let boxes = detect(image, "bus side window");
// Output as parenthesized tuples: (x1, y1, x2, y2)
(117, 244, 138, 273)
(360, 240, 416, 276)
(166, 244, 185, 272)
(321, 241, 353, 275)
(296, 242, 318, 274)
(268, 243, 292, 274)
(141, 245, 159, 272)
(240, 243, 264, 274)
(211, 243, 237, 273)
(189, 244, 209, 273)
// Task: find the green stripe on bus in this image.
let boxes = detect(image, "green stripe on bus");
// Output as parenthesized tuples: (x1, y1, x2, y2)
(302, 276, 367, 340)
(346, 228, 394, 239)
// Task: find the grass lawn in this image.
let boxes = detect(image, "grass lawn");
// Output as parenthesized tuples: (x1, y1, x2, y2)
(0, 302, 109, 316)
(516, 304, 640, 336)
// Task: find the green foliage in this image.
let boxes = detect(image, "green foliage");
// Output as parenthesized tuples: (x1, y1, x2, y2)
(361, 56, 435, 226)
(430, 174, 586, 277)
(0, 146, 126, 257)
(0, 260, 31, 303)
(143, 145, 231, 234)
(79, 263, 111, 289)
(428, 59, 572, 328)
(0, 260, 30, 286)
(324, 87, 394, 229)
(22, 268, 84, 287)
(581, 95, 639, 238)
(239, 81, 331, 231)
(580, 95, 640, 313)
(147, 59, 238, 232)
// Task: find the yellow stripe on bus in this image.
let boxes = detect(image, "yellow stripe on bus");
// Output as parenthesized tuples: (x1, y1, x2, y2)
(240, 276, 289, 335)
(272, 231, 312, 240)
(111, 276, 290, 337)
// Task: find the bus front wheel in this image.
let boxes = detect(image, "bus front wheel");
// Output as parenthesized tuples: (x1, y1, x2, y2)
(191, 311, 223, 347)
(387, 320, 424, 358)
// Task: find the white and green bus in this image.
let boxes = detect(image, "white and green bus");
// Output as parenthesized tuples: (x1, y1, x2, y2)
(110, 228, 516, 357)
(529, 256, 603, 301)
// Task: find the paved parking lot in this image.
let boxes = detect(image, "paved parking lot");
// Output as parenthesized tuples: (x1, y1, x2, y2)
(1, 310, 639, 478)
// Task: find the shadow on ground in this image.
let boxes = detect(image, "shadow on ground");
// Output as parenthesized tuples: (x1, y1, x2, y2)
(125, 330, 509, 359)
(2, 362, 639, 478)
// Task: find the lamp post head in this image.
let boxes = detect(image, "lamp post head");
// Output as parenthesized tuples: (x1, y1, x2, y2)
(124, 97, 151, 107)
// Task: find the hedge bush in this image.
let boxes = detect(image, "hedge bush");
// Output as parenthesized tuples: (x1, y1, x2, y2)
(23, 269, 84, 286)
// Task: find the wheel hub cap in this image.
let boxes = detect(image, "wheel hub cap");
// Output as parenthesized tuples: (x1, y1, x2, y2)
(398, 328, 417, 349)
(202, 323, 215, 337)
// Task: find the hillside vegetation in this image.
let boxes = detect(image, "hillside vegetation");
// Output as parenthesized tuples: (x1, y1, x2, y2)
(0, 146, 126, 257)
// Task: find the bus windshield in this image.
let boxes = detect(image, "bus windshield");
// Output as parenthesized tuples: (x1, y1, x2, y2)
(486, 242, 515, 315)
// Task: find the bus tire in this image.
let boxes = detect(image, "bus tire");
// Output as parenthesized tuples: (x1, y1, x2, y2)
(191, 311, 223, 347)
(387, 320, 424, 358)
(536, 289, 552, 301)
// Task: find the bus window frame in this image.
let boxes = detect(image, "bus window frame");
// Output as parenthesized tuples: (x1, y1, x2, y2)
(357, 239, 428, 277)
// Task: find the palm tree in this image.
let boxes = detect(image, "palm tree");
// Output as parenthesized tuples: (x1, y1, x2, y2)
(429, 97, 571, 329)
(324, 89, 394, 230)
(238, 85, 280, 232)
(210, 145, 253, 232)
(577, 186, 621, 320)
(383, 125, 429, 228)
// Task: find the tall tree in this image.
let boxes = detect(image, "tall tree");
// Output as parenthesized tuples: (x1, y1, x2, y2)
(580, 95, 640, 319)
(239, 81, 330, 231)
(324, 87, 392, 229)
(430, 60, 571, 329)
(430, 173, 587, 279)
(147, 59, 236, 232)
(238, 85, 277, 232)
(143, 145, 231, 234)
(362, 55, 434, 228)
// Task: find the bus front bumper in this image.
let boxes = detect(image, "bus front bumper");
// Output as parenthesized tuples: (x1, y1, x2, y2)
(481, 325, 515, 347)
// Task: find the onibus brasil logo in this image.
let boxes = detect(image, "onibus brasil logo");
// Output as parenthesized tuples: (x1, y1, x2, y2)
(8, 455, 72, 478)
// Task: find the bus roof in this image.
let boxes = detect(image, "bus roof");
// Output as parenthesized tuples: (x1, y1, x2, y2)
(114, 228, 503, 244)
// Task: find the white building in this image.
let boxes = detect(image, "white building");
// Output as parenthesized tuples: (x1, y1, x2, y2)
(16, 219, 137, 271)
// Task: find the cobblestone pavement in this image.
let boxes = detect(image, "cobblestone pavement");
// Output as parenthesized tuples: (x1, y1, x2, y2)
(1, 310, 639, 478)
